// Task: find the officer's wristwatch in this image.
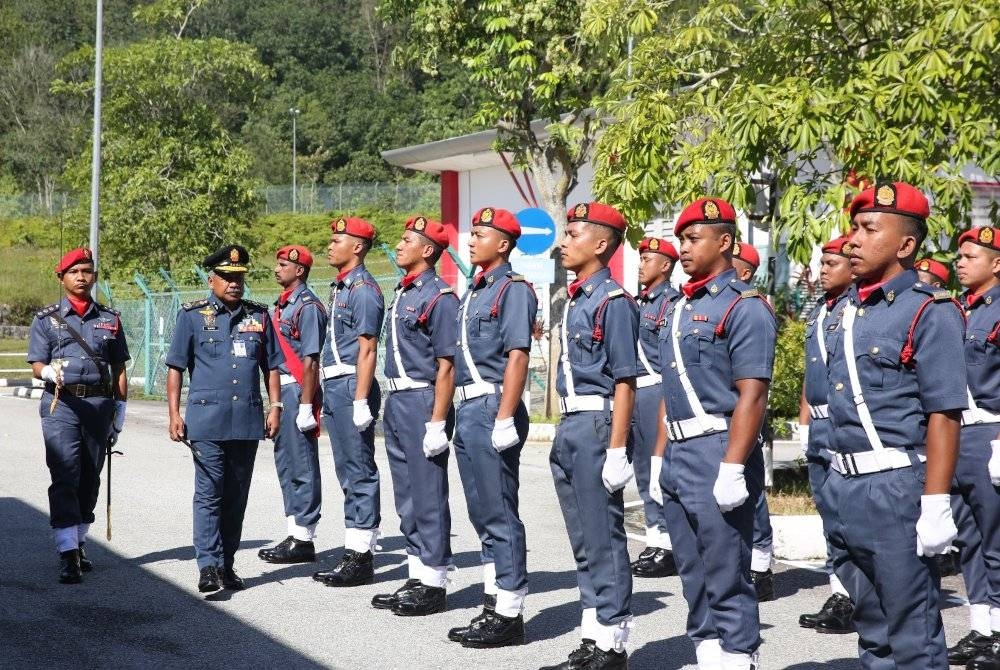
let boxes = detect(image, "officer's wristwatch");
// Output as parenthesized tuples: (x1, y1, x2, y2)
(270, 402, 284, 411)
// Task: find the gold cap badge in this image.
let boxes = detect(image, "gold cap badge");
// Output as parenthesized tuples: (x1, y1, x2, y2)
(703, 200, 720, 220)
(229, 248, 240, 262)
(574, 203, 589, 219)
(980, 228, 994, 244)
(649, 238, 660, 250)
(414, 216, 427, 231)
(335, 218, 347, 232)
(876, 183, 896, 207)
(480, 208, 494, 224)
(288, 248, 300, 262)
(733, 242, 742, 257)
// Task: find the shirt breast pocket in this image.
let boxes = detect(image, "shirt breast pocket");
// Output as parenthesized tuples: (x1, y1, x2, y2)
(639, 319, 659, 348)
(471, 315, 498, 339)
(199, 335, 224, 359)
(681, 327, 716, 367)
(334, 307, 355, 336)
(237, 334, 262, 359)
(856, 336, 904, 389)
(570, 330, 600, 365)
(966, 329, 990, 366)
(398, 315, 421, 340)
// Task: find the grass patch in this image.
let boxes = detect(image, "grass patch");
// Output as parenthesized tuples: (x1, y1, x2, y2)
(0, 338, 32, 378)
(769, 467, 817, 515)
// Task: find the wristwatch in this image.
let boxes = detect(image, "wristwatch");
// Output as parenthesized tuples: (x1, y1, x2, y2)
(270, 401, 284, 410)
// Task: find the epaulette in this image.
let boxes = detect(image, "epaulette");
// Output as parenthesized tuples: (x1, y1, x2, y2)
(95, 302, 120, 316)
(439, 287, 453, 294)
(508, 273, 525, 282)
(301, 294, 313, 302)
(607, 289, 625, 298)
(37, 303, 59, 318)
(912, 282, 950, 299)
(243, 299, 268, 311)
(183, 299, 209, 311)
(741, 289, 760, 299)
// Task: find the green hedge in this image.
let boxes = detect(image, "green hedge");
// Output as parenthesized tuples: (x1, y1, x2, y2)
(770, 319, 806, 435)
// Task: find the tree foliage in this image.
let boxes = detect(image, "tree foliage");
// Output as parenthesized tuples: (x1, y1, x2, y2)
(587, 0, 1000, 261)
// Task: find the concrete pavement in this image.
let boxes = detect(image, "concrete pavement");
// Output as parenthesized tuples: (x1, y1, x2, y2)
(0, 395, 971, 669)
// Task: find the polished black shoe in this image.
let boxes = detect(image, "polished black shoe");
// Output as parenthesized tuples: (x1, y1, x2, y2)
(261, 537, 315, 564)
(751, 569, 774, 602)
(632, 548, 677, 578)
(222, 567, 245, 590)
(59, 549, 82, 584)
(314, 550, 374, 587)
(812, 593, 855, 634)
(629, 547, 657, 570)
(258, 535, 293, 560)
(461, 611, 524, 648)
(372, 578, 421, 609)
(968, 643, 1000, 670)
(582, 647, 627, 669)
(539, 640, 597, 669)
(392, 583, 446, 616)
(448, 593, 497, 642)
(78, 543, 93, 573)
(951, 632, 998, 665)
(198, 566, 221, 593)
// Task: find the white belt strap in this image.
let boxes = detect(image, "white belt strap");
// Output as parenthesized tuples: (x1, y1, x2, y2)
(809, 404, 829, 420)
(636, 373, 662, 388)
(816, 303, 829, 365)
(321, 363, 356, 380)
(280, 373, 297, 386)
(841, 303, 887, 454)
(637, 334, 657, 377)
(459, 289, 488, 386)
(329, 286, 345, 367)
(963, 387, 1000, 425)
(388, 287, 419, 387)
(560, 299, 577, 400)
(669, 296, 711, 421)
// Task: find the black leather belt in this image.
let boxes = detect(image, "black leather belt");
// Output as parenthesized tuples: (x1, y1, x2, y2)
(45, 382, 111, 398)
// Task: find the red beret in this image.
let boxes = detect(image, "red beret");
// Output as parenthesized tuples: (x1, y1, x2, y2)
(276, 245, 313, 268)
(958, 227, 1000, 253)
(405, 215, 450, 249)
(732, 241, 760, 269)
(331, 216, 375, 241)
(821, 235, 854, 258)
(638, 237, 678, 260)
(914, 258, 950, 284)
(566, 202, 626, 232)
(472, 207, 521, 240)
(849, 181, 930, 222)
(675, 198, 738, 236)
(56, 247, 94, 275)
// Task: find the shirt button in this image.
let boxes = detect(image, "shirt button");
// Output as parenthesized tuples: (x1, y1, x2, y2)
(232, 379, 238, 384)
(232, 395, 239, 401)
(811, 357, 817, 362)
(684, 304, 692, 310)
(857, 308, 865, 316)
(570, 301, 576, 306)
(232, 364, 237, 369)
(871, 346, 879, 354)
(693, 328, 699, 334)
(670, 361, 677, 368)
(835, 382, 844, 391)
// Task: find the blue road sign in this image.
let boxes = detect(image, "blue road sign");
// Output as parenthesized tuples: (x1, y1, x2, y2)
(515, 208, 556, 256)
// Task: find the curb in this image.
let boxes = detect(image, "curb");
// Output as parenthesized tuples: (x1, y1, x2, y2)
(0, 378, 42, 387)
(13, 386, 42, 399)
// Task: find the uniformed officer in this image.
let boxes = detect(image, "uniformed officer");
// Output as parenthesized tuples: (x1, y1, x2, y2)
(540, 202, 638, 670)
(631, 236, 680, 579)
(165, 244, 284, 593)
(657, 198, 774, 670)
(916, 257, 951, 288)
(448, 207, 537, 648)
(312, 216, 385, 588)
(28, 248, 129, 583)
(258, 245, 328, 564)
(727, 240, 776, 602)
(372, 215, 458, 617)
(825, 181, 965, 669)
(948, 228, 1000, 670)
(796, 236, 856, 634)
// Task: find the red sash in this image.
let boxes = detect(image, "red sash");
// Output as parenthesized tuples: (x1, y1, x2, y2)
(272, 305, 322, 438)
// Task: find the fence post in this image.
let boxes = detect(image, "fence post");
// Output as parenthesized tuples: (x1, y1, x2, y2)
(134, 272, 155, 396)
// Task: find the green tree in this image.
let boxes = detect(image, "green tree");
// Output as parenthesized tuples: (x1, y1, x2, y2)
(587, 0, 1000, 262)
(54, 0, 271, 277)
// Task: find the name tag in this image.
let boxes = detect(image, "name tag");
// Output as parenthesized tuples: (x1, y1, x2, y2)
(233, 341, 248, 357)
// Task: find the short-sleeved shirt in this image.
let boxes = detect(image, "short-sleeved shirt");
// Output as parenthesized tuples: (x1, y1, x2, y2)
(803, 291, 849, 408)
(165, 295, 284, 441)
(825, 269, 967, 454)
(273, 282, 327, 375)
(28, 298, 131, 386)
(383, 268, 458, 384)
(322, 265, 384, 368)
(556, 266, 640, 398)
(962, 283, 1000, 413)
(455, 262, 538, 387)
(637, 282, 680, 375)
(657, 269, 776, 420)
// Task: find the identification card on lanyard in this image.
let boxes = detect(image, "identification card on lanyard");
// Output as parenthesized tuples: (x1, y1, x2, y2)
(233, 341, 248, 358)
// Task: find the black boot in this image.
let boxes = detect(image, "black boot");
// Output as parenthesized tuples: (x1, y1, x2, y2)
(539, 640, 597, 669)
(372, 578, 421, 609)
(968, 642, 1000, 670)
(581, 647, 627, 669)
(222, 566, 245, 590)
(800, 593, 853, 631)
(632, 548, 677, 578)
(59, 549, 82, 584)
(261, 537, 315, 564)
(198, 565, 221, 593)
(258, 536, 293, 560)
(448, 594, 497, 642)
(461, 611, 524, 648)
(813, 594, 855, 634)
(78, 543, 93, 573)
(314, 550, 374, 587)
(751, 569, 774, 602)
(392, 583, 446, 616)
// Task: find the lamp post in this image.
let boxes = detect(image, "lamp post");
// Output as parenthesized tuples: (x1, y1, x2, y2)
(289, 107, 300, 213)
(89, 0, 104, 289)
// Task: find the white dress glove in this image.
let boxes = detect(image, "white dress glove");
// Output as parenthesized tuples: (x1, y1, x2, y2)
(798, 423, 810, 456)
(113, 400, 127, 433)
(491, 417, 519, 452)
(422, 421, 449, 458)
(353, 399, 374, 431)
(989, 440, 1000, 486)
(40, 364, 60, 383)
(649, 455, 664, 505)
(296, 403, 317, 432)
(602, 447, 634, 493)
(916, 493, 958, 557)
(713, 462, 749, 512)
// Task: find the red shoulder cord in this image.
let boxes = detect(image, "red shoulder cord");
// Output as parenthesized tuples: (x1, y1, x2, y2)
(900, 297, 965, 367)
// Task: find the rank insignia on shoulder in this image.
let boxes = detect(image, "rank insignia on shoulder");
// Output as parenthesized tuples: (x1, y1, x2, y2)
(607, 289, 624, 298)
(37, 303, 59, 318)
(183, 299, 209, 311)
(510, 274, 525, 282)
(741, 289, 759, 298)
(439, 287, 453, 294)
(932, 290, 952, 301)
(243, 299, 267, 311)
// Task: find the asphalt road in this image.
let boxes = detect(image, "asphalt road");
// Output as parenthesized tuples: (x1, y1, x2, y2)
(0, 396, 971, 669)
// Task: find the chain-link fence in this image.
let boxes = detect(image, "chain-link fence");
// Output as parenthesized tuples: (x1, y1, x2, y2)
(261, 183, 439, 215)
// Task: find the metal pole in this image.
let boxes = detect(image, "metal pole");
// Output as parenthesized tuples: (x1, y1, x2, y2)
(290, 108, 300, 213)
(89, 0, 104, 284)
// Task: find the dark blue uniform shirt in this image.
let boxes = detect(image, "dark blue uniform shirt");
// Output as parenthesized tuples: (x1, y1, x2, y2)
(28, 298, 130, 385)
(165, 295, 284, 441)
(383, 269, 458, 384)
(803, 291, 849, 407)
(825, 270, 967, 454)
(556, 267, 640, 398)
(274, 282, 327, 374)
(637, 282, 680, 374)
(963, 283, 1000, 413)
(657, 269, 776, 420)
(455, 262, 538, 386)
(322, 265, 384, 367)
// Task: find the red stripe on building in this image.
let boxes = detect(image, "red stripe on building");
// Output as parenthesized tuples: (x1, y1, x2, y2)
(440, 170, 460, 285)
